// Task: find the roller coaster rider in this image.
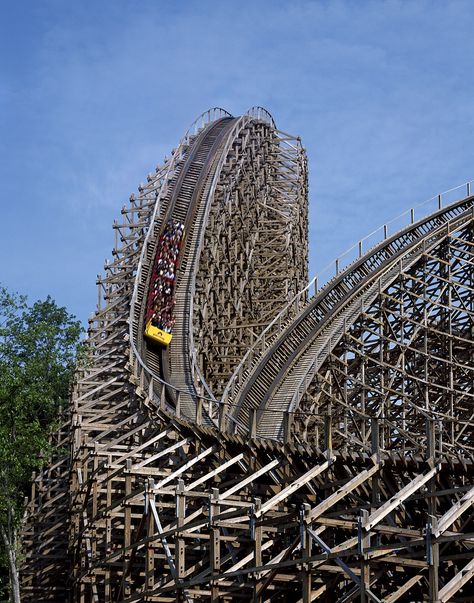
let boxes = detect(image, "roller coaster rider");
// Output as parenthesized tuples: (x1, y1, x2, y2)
(144, 219, 185, 345)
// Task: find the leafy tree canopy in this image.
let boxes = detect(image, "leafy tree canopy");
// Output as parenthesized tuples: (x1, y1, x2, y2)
(0, 286, 83, 600)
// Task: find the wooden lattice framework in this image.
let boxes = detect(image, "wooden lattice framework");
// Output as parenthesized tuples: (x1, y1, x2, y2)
(20, 109, 473, 603)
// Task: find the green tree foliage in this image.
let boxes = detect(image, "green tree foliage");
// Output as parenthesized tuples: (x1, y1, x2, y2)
(0, 286, 83, 601)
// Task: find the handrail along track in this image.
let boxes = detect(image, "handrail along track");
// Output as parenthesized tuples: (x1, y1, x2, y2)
(225, 194, 474, 439)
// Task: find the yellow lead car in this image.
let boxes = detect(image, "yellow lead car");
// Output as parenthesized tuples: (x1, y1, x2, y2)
(145, 321, 173, 346)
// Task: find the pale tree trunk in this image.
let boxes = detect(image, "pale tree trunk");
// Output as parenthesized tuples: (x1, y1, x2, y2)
(1, 515, 21, 603)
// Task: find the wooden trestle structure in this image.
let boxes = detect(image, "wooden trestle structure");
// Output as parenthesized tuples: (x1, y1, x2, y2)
(21, 108, 473, 602)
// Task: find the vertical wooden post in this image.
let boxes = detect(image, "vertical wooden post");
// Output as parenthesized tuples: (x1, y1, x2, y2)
(218, 400, 226, 432)
(148, 375, 154, 400)
(426, 418, 436, 462)
(146, 479, 155, 594)
(324, 413, 332, 458)
(371, 419, 381, 549)
(97, 275, 102, 311)
(175, 479, 185, 602)
(359, 509, 370, 602)
(426, 420, 439, 602)
(249, 408, 257, 439)
(252, 498, 262, 603)
(123, 459, 132, 598)
(283, 411, 293, 444)
(210, 488, 220, 601)
(195, 397, 203, 426)
(371, 418, 380, 463)
(92, 455, 99, 560)
(105, 455, 112, 602)
(301, 503, 312, 603)
(160, 385, 166, 412)
(426, 516, 439, 603)
(175, 390, 181, 419)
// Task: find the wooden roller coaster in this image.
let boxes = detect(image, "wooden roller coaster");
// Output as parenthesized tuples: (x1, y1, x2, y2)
(20, 108, 473, 602)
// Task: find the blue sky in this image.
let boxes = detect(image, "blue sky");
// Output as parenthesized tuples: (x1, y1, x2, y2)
(1, 0, 473, 324)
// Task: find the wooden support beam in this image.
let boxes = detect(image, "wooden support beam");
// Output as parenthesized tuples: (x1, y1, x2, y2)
(220, 458, 281, 501)
(434, 485, 474, 537)
(301, 504, 312, 603)
(133, 438, 190, 469)
(255, 457, 334, 518)
(210, 489, 220, 602)
(384, 574, 423, 603)
(186, 453, 244, 491)
(175, 479, 186, 601)
(153, 446, 216, 490)
(365, 465, 441, 531)
(309, 463, 379, 521)
(149, 497, 178, 584)
(438, 556, 474, 602)
(307, 530, 383, 603)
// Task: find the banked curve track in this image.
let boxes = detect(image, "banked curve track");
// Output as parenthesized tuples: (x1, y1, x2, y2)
(133, 115, 238, 420)
(130, 107, 307, 426)
(224, 195, 474, 445)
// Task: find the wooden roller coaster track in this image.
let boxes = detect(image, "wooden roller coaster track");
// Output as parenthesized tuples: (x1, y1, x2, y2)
(20, 108, 473, 602)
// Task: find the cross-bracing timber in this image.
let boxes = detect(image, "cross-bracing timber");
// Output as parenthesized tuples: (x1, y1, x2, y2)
(20, 109, 473, 602)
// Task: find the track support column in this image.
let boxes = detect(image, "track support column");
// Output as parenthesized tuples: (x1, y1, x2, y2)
(210, 488, 220, 601)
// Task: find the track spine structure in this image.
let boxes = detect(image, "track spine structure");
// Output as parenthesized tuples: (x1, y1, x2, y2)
(21, 109, 473, 603)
